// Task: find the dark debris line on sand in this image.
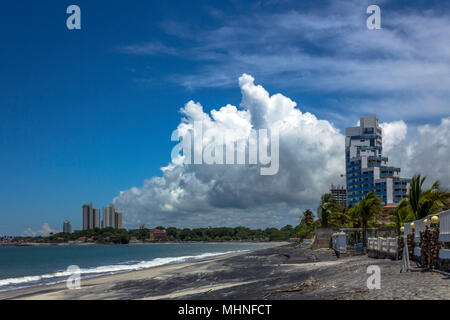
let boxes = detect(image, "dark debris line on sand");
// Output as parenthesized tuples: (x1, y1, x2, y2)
(263, 277, 323, 299)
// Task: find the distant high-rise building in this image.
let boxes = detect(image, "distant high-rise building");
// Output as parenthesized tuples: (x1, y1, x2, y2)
(115, 211, 123, 229)
(93, 208, 101, 229)
(63, 220, 72, 233)
(102, 204, 123, 229)
(345, 116, 410, 206)
(89, 205, 95, 229)
(103, 204, 116, 228)
(82, 203, 92, 230)
(330, 185, 347, 208)
(82, 202, 101, 230)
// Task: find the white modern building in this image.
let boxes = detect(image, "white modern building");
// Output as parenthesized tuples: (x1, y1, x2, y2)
(345, 116, 410, 206)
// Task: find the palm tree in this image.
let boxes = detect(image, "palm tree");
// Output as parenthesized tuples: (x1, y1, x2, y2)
(301, 209, 315, 226)
(408, 174, 426, 219)
(349, 191, 383, 249)
(393, 200, 411, 235)
(329, 206, 351, 227)
(407, 175, 448, 220)
(318, 194, 340, 228)
(296, 209, 317, 240)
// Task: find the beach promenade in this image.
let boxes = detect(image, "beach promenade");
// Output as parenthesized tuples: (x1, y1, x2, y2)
(1, 243, 449, 300)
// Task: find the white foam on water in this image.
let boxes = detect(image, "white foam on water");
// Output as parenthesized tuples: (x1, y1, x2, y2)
(0, 250, 244, 288)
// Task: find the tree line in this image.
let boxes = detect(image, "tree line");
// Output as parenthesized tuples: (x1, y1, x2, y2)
(313, 174, 448, 247)
(12, 225, 301, 244)
(10, 174, 448, 246)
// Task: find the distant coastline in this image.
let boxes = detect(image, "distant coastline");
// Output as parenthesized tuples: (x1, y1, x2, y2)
(2, 225, 300, 246)
(0, 239, 293, 247)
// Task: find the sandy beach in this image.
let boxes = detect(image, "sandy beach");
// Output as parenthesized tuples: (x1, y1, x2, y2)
(1, 243, 449, 300)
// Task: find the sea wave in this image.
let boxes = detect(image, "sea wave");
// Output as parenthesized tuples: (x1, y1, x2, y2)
(0, 250, 243, 288)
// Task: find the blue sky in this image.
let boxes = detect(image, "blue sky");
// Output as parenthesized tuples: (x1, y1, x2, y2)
(1, 0, 450, 235)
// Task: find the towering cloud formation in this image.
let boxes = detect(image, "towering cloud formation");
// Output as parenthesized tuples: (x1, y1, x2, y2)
(113, 75, 450, 229)
(113, 75, 345, 228)
(383, 118, 450, 188)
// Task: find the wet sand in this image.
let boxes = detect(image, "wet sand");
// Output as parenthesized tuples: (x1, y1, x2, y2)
(1, 243, 449, 300)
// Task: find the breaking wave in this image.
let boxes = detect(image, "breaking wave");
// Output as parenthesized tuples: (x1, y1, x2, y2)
(0, 250, 242, 290)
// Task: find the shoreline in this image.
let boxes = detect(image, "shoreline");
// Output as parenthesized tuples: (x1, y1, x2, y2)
(0, 251, 249, 300)
(1, 242, 449, 300)
(0, 241, 290, 300)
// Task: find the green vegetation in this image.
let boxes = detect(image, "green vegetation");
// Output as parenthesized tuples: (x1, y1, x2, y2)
(294, 209, 317, 241)
(12, 227, 131, 244)
(313, 173, 449, 246)
(317, 194, 338, 228)
(390, 174, 448, 235)
(393, 200, 410, 235)
(157, 226, 296, 242)
(10, 225, 305, 244)
(317, 194, 352, 228)
(404, 174, 448, 220)
(349, 191, 383, 248)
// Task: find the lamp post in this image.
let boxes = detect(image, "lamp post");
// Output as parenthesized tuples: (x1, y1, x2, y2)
(431, 215, 439, 226)
(401, 225, 410, 272)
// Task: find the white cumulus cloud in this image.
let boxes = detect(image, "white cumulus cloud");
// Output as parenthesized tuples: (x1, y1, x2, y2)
(380, 120, 407, 153)
(383, 118, 450, 188)
(113, 74, 345, 228)
(22, 223, 58, 237)
(113, 75, 450, 229)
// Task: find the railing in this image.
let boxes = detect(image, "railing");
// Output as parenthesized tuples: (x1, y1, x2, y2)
(403, 210, 450, 243)
(380, 238, 388, 253)
(403, 209, 450, 261)
(387, 238, 398, 254)
(368, 238, 377, 251)
(367, 237, 398, 259)
(439, 210, 450, 242)
(440, 249, 450, 260)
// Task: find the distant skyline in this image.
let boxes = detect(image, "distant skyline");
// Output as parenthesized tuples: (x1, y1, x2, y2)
(1, 0, 450, 235)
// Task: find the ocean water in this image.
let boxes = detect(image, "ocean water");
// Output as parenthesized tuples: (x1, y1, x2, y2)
(0, 242, 277, 293)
